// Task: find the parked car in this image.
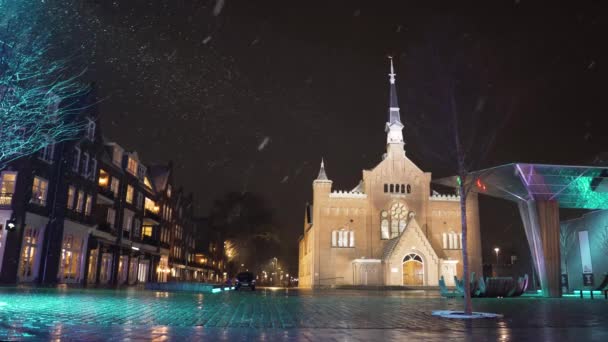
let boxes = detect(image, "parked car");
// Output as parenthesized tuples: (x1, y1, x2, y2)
(235, 272, 256, 291)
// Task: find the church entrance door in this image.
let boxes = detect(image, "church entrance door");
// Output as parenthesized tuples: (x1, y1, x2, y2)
(402, 253, 423, 285)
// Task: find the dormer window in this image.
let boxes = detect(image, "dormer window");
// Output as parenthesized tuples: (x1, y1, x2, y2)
(112, 146, 123, 167)
(137, 165, 146, 182)
(86, 118, 96, 141)
(127, 157, 138, 176)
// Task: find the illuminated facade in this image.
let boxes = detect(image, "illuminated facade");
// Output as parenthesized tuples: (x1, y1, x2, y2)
(298, 60, 483, 288)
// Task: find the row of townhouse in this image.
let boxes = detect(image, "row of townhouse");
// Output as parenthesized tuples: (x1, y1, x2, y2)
(0, 93, 226, 286)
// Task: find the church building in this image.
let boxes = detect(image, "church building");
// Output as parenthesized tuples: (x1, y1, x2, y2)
(298, 59, 483, 288)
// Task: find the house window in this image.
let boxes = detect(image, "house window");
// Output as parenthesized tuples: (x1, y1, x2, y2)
(110, 177, 120, 196)
(145, 197, 159, 213)
(133, 218, 141, 238)
(442, 232, 461, 250)
(144, 176, 152, 189)
(86, 118, 96, 141)
(331, 229, 354, 248)
(19, 227, 41, 279)
(82, 152, 90, 177)
(31, 176, 49, 206)
(400, 184, 405, 193)
(123, 209, 134, 233)
(142, 225, 153, 238)
(137, 165, 146, 182)
(90, 158, 97, 181)
(67, 186, 76, 209)
(84, 194, 93, 216)
(72, 147, 80, 172)
(407, 184, 411, 194)
(127, 157, 138, 176)
(112, 146, 123, 167)
(384, 184, 388, 193)
(0, 172, 18, 206)
(98, 169, 109, 187)
(126, 185, 134, 204)
(107, 208, 116, 228)
(136, 192, 143, 209)
(39, 142, 55, 163)
(59, 234, 83, 282)
(389, 184, 394, 193)
(76, 191, 85, 212)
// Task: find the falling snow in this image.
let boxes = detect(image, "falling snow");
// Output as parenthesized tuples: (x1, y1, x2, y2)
(257, 137, 271, 151)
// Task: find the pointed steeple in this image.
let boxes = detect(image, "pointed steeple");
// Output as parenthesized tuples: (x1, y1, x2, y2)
(385, 57, 405, 154)
(388, 56, 401, 125)
(316, 158, 329, 180)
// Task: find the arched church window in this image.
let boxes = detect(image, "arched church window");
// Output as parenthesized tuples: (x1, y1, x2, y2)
(389, 184, 394, 193)
(403, 253, 422, 263)
(380, 211, 389, 239)
(442, 231, 461, 249)
(384, 184, 388, 193)
(390, 202, 407, 238)
(407, 184, 411, 194)
(394, 184, 399, 193)
(400, 184, 405, 193)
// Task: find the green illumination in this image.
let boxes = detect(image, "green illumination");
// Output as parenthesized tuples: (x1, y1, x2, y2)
(211, 288, 222, 293)
(567, 176, 608, 209)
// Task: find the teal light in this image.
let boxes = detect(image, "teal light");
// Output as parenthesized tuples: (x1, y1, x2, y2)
(568, 176, 608, 209)
(211, 288, 222, 293)
(223, 287, 230, 291)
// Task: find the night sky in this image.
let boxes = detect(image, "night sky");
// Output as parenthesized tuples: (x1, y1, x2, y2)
(53, 0, 607, 270)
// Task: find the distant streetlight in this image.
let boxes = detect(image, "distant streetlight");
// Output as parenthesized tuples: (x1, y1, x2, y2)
(494, 247, 500, 264)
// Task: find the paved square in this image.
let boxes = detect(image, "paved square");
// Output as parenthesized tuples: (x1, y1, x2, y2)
(0, 287, 606, 341)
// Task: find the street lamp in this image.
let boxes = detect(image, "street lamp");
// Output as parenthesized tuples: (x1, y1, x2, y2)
(494, 247, 500, 264)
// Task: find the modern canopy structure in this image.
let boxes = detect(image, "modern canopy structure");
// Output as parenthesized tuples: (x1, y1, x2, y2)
(435, 163, 608, 297)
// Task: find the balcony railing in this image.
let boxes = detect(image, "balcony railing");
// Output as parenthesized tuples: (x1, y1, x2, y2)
(0, 193, 13, 206)
(97, 186, 115, 203)
(144, 208, 161, 223)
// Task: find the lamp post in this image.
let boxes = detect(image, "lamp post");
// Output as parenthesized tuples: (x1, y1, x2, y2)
(494, 247, 500, 265)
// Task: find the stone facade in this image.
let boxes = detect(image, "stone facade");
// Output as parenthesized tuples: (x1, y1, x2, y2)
(298, 60, 482, 288)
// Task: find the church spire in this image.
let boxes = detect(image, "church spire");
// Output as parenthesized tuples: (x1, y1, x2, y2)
(388, 56, 401, 125)
(316, 158, 329, 181)
(385, 57, 405, 149)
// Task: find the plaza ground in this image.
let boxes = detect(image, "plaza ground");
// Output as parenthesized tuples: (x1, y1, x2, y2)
(0, 287, 606, 341)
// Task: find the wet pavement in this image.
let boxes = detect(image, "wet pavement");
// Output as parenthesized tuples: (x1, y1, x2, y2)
(0, 287, 606, 341)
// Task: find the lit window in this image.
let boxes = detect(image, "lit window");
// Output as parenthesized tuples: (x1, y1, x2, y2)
(442, 232, 461, 250)
(144, 177, 152, 189)
(145, 197, 159, 213)
(167, 185, 172, 198)
(86, 118, 96, 140)
(76, 191, 85, 212)
(31, 177, 48, 206)
(127, 157, 138, 175)
(331, 229, 354, 248)
(126, 185, 134, 204)
(85, 194, 93, 216)
(0, 172, 18, 206)
(142, 226, 153, 237)
(67, 186, 76, 209)
(98, 169, 109, 187)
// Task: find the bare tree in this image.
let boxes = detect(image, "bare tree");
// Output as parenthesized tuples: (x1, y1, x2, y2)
(403, 26, 527, 314)
(0, 0, 88, 170)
